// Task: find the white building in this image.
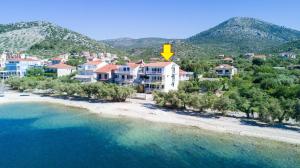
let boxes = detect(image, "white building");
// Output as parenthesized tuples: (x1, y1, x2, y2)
(46, 63, 76, 77)
(280, 52, 296, 59)
(0, 53, 7, 68)
(95, 64, 118, 82)
(114, 62, 142, 85)
(4, 58, 43, 77)
(74, 60, 107, 82)
(142, 62, 179, 93)
(215, 64, 237, 79)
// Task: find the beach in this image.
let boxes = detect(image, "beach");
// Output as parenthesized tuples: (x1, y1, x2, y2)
(1, 91, 300, 145)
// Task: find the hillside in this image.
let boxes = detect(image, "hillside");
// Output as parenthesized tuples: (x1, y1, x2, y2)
(268, 40, 300, 54)
(0, 21, 122, 57)
(102, 37, 178, 49)
(103, 17, 300, 60)
(186, 17, 300, 53)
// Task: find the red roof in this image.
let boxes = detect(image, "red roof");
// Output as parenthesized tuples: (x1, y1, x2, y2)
(95, 64, 118, 73)
(47, 63, 74, 69)
(144, 62, 172, 67)
(83, 60, 103, 65)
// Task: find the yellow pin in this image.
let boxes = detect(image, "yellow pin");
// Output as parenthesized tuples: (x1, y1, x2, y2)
(161, 43, 174, 61)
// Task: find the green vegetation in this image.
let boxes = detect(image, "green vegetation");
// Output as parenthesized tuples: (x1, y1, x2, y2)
(154, 56, 300, 124)
(6, 77, 135, 102)
(66, 56, 86, 67)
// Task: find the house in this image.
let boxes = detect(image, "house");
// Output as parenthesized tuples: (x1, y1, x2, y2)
(142, 62, 179, 93)
(51, 57, 65, 65)
(222, 57, 234, 64)
(95, 64, 118, 82)
(114, 62, 142, 85)
(215, 64, 237, 79)
(46, 63, 76, 77)
(280, 52, 296, 59)
(4, 58, 42, 77)
(253, 54, 267, 60)
(74, 59, 107, 82)
(179, 69, 194, 81)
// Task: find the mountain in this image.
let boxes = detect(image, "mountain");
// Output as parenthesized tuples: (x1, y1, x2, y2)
(0, 21, 121, 57)
(102, 37, 178, 49)
(186, 17, 300, 53)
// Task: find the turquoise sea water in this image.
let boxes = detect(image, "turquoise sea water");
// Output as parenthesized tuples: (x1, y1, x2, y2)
(0, 103, 299, 168)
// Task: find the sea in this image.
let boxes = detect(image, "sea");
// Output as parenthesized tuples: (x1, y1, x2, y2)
(0, 103, 299, 168)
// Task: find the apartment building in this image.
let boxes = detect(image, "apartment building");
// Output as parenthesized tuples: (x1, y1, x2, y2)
(74, 60, 107, 82)
(114, 62, 142, 85)
(0, 58, 42, 78)
(141, 62, 179, 93)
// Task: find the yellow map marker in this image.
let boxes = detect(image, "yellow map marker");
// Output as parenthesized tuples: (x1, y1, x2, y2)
(161, 43, 174, 61)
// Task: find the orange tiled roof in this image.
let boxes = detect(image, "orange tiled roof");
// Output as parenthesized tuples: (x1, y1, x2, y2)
(95, 64, 118, 73)
(47, 63, 74, 69)
(144, 62, 172, 67)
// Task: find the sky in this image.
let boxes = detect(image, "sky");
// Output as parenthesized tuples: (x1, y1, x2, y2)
(1, 0, 300, 40)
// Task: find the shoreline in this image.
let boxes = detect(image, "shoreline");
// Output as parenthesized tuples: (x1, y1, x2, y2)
(1, 91, 300, 145)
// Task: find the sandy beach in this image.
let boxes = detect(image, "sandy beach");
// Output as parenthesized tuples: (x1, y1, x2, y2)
(1, 91, 300, 145)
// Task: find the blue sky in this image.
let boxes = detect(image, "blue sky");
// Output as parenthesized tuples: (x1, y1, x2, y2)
(1, 0, 300, 39)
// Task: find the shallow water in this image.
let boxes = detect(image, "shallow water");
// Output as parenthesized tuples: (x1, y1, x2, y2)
(0, 103, 299, 168)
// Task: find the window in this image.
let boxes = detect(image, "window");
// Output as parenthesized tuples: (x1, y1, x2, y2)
(104, 74, 108, 79)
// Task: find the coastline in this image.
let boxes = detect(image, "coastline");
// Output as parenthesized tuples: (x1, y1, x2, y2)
(1, 91, 300, 145)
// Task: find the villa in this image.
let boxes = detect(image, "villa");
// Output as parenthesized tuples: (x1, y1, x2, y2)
(95, 64, 118, 82)
(74, 59, 107, 82)
(215, 64, 237, 79)
(46, 63, 76, 77)
(114, 62, 142, 85)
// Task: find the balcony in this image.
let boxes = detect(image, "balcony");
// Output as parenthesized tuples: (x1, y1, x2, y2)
(144, 79, 164, 83)
(145, 71, 163, 75)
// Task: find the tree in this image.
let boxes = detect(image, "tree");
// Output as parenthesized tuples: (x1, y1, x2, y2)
(213, 96, 235, 115)
(26, 68, 44, 77)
